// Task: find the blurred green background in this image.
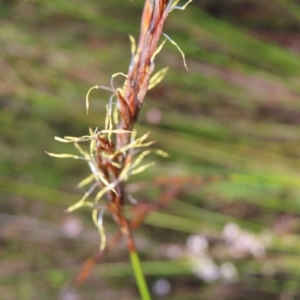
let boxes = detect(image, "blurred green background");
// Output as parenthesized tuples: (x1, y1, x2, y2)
(1, 0, 300, 299)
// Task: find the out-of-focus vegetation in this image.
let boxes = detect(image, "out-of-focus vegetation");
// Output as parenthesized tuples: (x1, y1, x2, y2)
(1, 0, 300, 299)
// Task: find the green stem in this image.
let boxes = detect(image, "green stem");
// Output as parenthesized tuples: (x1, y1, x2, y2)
(129, 250, 152, 300)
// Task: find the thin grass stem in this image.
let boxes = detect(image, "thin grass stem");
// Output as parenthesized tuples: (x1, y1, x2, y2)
(130, 250, 152, 300)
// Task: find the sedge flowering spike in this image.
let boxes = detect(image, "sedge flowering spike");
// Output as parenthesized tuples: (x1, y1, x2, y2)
(47, 3, 192, 294)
